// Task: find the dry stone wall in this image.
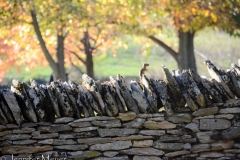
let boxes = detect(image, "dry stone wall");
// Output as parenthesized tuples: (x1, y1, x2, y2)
(1, 60, 240, 159)
(1, 110, 240, 160)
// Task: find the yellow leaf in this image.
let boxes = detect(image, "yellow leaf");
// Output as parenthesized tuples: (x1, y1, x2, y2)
(210, 13, 217, 23)
(204, 10, 209, 17)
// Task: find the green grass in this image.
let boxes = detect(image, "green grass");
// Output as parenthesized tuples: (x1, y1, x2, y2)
(94, 46, 177, 79)
(4, 28, 240, 83)
(6, 66, 51, 82)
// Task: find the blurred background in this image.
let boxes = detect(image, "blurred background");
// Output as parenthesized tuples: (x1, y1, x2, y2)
(0, 0, 240, 88)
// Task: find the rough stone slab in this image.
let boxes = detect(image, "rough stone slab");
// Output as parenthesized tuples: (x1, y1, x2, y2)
(12, 140, 37, 145)
(143, 121, 176, 129)
(92, 156, 130, 160)
(153, 141, 183, 151)
(166, 113, 192, 123)
(0, 125, 7, 131)
(53, 139, 77, 145)
(120, 147, 164, 156)
(182, 138, 197, 143)
(200, 152, 224, 158)
(22, 123, 38, 128)
(73, 127, 98, 132)
(13, 128, 35, 134)
(224, 153, 236, 157)
(32, 133, 58, 139)
(3, 134, 31, 140)
(219, 108, 240, 114)
(90, 140, 132, 151)
(54, 117, 74, 124)
(133, 156, 162, 160)
(184, 143, 191, 149)
(133, 140, 153, 147)
(181, 154, 198, 158)
(1, 140, 11, 147)
(91, 120, 121, 128)
(6, 124, 19, 129)
(139, 130, 165, 136)
(165, 151, 190, 157)
(37, 126, 51, 133)
(194, 115, 214, 120)
(122, 118, 145, 129)
(67, 151, 83, 157)
(112, 135, 155, 141)
(74, 130, 98, 138)
(69, 121, 92, 128)
(222, 127, 240, 139)
(159, 135, 180, 142)
(224, 149, 240, 153)
(0, 130, 12, 137)
(215, 114, 234, 119)
(147, 117, 165, 121)
(234, 143, 240, 148)
(185, 123, 199, 132)
(118, 112, 136, 121)
(200, 119, 231, 130)
(2, 89, 23, 125)
(59, 134, 75, 139)
(197, 132, 214, 143)
(166, 130, 184, 135)
(72, 151, 102, 159)
(137, 114, 153, 118)
(98, 128, 138, 137)
(50, 124, 72, 132)
(211, 140, 234, 151)
(182, 135, 192, 139)
(191, 144, 211, 153)
(73, 116, 115, 122)
(192, 118, 199, 124)
(192, 107, 219, 117)
(31, 131, 40, 136)
(2, 145, 53, 154)
(103, 151, 119, 157)
(77, 137, 112, 145)
(53, 144, 88, 151)
(34, 150, 63, 157)
(38, 139, 54, 145)
(37, 122, 52, 126)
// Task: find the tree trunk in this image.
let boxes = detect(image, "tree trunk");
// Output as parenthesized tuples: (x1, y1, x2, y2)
(31, 9, 67, 81)
(86, 52, 94, 78)
(82, 31, 94, 78)
(177, 31, 197, 72)
(54, 34, 67, 81)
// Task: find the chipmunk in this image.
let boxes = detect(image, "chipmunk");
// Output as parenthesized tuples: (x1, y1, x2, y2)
(139, 63, 149, 80)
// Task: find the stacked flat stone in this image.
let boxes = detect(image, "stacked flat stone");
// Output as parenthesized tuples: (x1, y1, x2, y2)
(1, 59, 240, 159)
(1, 60, 240, 124)
(1, 110, 240, 159)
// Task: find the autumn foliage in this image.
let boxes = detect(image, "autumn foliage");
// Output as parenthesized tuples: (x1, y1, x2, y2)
(0, 0, 239, 81)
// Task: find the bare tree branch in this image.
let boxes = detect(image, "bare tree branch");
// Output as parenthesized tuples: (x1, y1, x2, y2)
(68, 55, 84, 74)
(148, 35, 178, 61)
(92, 28, 102, 47)
(66, 49, 86, 65)
(93, 42, 102, 50)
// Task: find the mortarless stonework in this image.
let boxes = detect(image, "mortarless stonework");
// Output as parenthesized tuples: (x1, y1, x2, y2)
(1, 60, 240, 159)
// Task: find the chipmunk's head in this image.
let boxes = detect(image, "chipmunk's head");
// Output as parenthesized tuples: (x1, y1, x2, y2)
(143, 63, 149, 67)
(204, 60, 214, 69)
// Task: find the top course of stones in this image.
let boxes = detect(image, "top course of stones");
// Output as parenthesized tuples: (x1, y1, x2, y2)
(1, 60, 240, 124)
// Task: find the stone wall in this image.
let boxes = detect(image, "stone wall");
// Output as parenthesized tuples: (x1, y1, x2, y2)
(1, 106, 240, 160)
(1, 59, 240, 159)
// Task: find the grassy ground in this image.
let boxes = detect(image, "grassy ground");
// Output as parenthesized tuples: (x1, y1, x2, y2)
(3, 28, 240, 84)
